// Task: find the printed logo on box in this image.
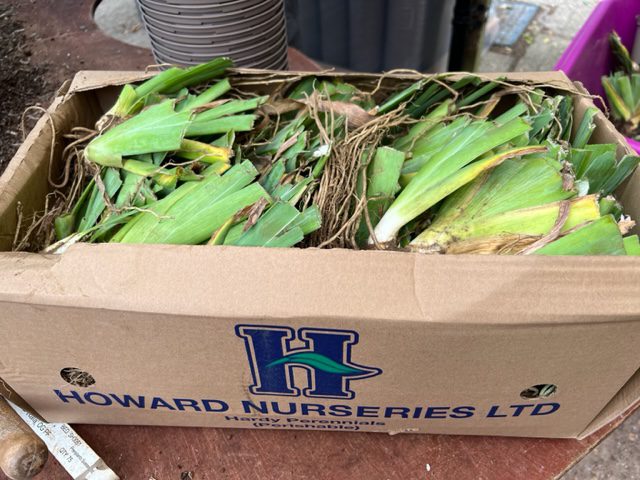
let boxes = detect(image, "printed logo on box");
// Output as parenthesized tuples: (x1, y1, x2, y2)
(51, 324, 562, 428)
(235, 325, 382, 399)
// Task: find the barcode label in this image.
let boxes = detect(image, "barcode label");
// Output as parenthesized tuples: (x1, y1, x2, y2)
(6, 400, 119, 480)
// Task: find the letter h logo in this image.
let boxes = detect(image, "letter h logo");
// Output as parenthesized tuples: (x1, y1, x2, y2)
(235, 325, 382, 399)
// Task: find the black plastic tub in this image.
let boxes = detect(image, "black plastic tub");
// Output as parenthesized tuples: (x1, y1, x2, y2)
(285, 0, 455, 72)
(348, 0, 385, 72)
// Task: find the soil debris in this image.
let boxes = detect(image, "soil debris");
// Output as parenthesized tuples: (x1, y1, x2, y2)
(0, 5, 48, 174)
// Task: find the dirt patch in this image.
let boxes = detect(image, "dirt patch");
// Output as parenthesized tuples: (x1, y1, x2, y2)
(0, 5, 49, 175)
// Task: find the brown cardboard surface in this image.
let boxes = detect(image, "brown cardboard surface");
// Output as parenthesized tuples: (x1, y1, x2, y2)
(0, 70, 639, 438)
(0, 300, 638, 438)
(66, 70, 578, 95)
(1, 244, 640, 324)
(579, 368, 640, 438)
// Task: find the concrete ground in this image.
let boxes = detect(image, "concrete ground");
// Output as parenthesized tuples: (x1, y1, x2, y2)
(79, 0, 640, 477)
(563, 409, 640, 479)
(478, 0, 600, 72)
(94, 0, 150, 49)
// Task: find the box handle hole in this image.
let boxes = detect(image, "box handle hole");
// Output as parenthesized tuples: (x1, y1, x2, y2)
(60, 367, 95, 387)
(520, 384, 557, 399)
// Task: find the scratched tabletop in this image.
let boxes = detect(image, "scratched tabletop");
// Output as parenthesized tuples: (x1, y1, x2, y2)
(5, 402, 635, 480)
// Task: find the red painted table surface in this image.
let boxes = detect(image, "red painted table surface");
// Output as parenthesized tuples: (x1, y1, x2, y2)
(4, 1, 639, 479)
(3, 402, 637, 480)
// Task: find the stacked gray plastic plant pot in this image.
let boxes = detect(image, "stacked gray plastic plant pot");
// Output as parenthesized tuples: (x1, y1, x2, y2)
(137, 0, 288, 69)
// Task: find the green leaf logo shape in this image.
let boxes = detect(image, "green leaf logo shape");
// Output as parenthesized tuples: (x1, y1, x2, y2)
(267, 352, 371, 376)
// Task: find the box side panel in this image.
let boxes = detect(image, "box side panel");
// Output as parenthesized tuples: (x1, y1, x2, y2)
(621, 161, 640, 232)
(579, 368, 640, 438)
(572, 92, 633, 156)
(1, 302, 639, 438)
(572, 81, 640, 229)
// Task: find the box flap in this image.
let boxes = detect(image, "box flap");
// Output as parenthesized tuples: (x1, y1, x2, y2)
(68, 70, 155, 94)
(66, 69, 580, 95)
(1, 244, 640, 325)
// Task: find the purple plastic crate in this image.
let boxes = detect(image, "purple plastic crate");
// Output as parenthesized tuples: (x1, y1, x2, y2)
(555, 0, 640, 153)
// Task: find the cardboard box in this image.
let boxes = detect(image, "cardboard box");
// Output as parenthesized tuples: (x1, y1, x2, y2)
(0, 70, 639, 439)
